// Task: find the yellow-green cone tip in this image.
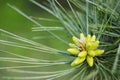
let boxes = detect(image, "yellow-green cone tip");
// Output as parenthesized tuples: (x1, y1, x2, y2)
(67, 48, 80, 55)
(80, 33, 85, 39)
(88, 50, 96, 57)
(87, 56, 94, 67)
(69, 43, 76, 48)
(95, 50, 104, 56)
(72, 36, 78, 44)
(78, 51, 87, 57)
(91, 35, 96, 41)
(71, 57, 85, 66)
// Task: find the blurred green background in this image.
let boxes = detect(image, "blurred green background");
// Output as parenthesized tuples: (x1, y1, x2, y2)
(0, 0, 72, 79)
(0, 0, 69, 49)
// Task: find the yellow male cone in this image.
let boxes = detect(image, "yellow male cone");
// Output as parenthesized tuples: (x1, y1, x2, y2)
(87, 56, 94, 67)
(78, 51, 87, 57)
(86, 35, 91, 42)
(88, 50, 96, 57)
(72, 36, 79, 45)
(71, 57, 86, 66)
(86, 41, 99, 50)
(67, 33, 104, 67)
(67, 48, 80, 55)
(95, 50, 104, 56)
(80, 33, 85, 39)
(91, 35, 96, 41)
(69, 43, 76, 48)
